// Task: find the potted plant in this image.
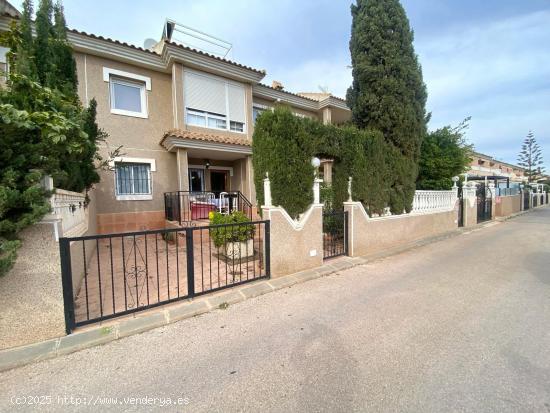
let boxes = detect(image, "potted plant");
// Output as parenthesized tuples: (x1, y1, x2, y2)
(209, 211, 255, 260)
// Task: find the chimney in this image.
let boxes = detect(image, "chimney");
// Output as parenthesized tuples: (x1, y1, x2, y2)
(271, 80, 284, 91)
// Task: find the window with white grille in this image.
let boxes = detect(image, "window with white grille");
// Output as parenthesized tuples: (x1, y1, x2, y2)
(115, 163, 152, 200)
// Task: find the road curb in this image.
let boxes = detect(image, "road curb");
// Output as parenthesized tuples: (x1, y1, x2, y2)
(1, 208, 540, 372)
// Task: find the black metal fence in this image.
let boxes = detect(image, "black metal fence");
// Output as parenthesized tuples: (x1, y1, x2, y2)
(523, 190, 530, 210)
(533, 194, 538, 207)
(457, 186, 464, 227)
(323, 210, 348, 259)
(165, 191, 252, 225)
(60, 220, 270, 333)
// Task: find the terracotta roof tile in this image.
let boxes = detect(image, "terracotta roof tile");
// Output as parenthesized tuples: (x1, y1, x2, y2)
(162, 129, 251, 147)
(68, 28, 160, 55)
(66, 29, 266, 75)
(165, 41, 265, 75)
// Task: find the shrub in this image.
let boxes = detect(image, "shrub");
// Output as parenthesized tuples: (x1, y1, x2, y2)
(417, 120, 472, 190)
(209, 211, 255, 248)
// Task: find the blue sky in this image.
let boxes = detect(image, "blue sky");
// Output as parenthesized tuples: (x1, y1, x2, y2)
(16, 0, 550, 170)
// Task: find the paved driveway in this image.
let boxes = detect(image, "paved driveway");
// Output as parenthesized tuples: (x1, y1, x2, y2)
(1, 207, 550, 412)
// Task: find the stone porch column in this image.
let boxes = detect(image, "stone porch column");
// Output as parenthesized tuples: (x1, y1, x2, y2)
(245, 155, 256, 209)
(176, 148, 189, 191)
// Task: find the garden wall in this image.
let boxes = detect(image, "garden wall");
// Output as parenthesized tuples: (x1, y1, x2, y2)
(261, 204, 323, 277)
(495, 195, 521, 217)
(343, 202, 458, 257)
(0, 189, 96, 350)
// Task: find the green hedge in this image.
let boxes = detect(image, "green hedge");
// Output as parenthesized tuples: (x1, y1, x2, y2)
(252, 106, 415, 217)
(252, 106, 315, 219)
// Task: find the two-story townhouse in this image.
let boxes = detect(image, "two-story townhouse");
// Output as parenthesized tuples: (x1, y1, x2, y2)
(0, 8, 351, 234)
(466, 152, 526, 184)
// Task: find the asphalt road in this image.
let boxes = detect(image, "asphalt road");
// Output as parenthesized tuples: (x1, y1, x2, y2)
(1, 207, 550, 413)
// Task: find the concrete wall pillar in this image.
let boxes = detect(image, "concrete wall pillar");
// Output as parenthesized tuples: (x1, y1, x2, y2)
(462, 182, 478, 227)
(488, 182, 496, 219)
(171, 63, 185, 130)
(261, 205, 323, 277)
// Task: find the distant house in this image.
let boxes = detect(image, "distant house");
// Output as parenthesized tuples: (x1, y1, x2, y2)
(465, 152, 527, 184)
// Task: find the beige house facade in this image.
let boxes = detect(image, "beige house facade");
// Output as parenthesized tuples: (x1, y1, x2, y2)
(0, 13, 350, 234)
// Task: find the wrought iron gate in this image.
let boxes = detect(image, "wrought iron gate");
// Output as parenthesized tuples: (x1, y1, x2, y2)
(476, 184, 492, 223)
(323, 210, 348, 259)
(60, 220, 270, 333)
(523, 190, 530, 210)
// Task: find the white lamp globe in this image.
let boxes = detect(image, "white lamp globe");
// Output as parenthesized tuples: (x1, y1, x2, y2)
(311, 157, 321, 168)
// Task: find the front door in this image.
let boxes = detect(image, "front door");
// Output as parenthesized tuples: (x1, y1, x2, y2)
(210, 170, 228, 193)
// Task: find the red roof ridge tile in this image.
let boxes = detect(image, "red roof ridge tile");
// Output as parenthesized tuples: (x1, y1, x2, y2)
(162, 129, 251, 147)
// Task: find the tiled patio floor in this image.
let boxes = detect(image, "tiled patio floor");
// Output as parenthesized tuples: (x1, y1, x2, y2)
(72, 227, 267, 324)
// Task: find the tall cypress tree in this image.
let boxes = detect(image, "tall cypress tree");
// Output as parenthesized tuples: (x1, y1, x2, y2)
(13, 0, 37, 79)
(347, 0, 427, 159)
(52, 1, 77, 94)
(346, 0, 427, 212)
(34, 0, 55, 87)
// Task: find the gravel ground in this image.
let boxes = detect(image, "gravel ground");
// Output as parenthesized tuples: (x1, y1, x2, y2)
(1, 207, 549, 413)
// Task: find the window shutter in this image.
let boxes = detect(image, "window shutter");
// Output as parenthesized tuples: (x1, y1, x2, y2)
(227, 84, 246, 123)
(184, 72, 226, 115)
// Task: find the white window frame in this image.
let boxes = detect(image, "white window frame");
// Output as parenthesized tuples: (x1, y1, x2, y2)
(110, 157, 155, 201)
(103, 67, 151, 119)
(230, 120, 244, 132)
(183, 69, 247, 134)
(0, 46, 9, 78)
(186, 108, 227, 130)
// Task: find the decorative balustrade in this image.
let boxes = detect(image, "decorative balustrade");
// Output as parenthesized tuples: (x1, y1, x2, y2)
(410, 190, 457, 214)
(49, 189, 88, 236)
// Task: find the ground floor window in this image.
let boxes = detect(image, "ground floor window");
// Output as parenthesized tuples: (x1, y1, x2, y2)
(115, 162, 151, 198)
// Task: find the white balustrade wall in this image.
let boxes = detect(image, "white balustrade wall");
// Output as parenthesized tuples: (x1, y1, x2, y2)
(49, 189, 88, 237)
(410, 190, 457, 214)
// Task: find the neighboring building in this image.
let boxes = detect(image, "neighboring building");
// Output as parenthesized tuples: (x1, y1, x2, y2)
(465, 151, 527, 184)
(0, 8, 351, 233)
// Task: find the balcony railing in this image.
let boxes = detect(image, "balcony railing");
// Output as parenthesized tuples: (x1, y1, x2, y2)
(164, 191, 253, 225)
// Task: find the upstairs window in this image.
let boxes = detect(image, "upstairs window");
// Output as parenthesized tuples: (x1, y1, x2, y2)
(184, 70, 246, 133)
(110, 78, 147, 117)
(103, 67, 151, 118)
(186, 109, 227, 129)
(253, 106, 266, 124)
(0, 46, 9, 79)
